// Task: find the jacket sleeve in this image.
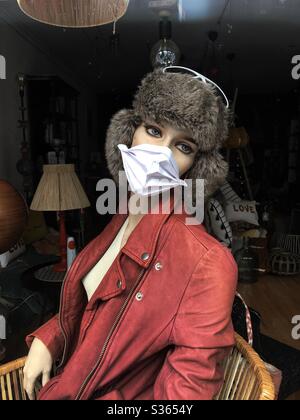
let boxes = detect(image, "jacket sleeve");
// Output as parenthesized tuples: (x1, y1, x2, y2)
(25, 314, 64, 362)
(153, 244, 238, 400)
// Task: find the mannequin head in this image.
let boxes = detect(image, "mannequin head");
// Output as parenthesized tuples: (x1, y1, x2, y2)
(105, 67, 230, 202)
(131, 120, 198, 179)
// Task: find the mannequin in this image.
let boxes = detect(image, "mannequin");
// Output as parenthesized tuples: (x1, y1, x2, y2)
(24, 67, 237, 401)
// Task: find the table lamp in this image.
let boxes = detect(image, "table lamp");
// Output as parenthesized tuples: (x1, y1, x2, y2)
(30, 164, 90, 273)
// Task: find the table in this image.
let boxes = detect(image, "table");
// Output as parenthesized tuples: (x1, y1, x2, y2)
(22, 262, 63, 316)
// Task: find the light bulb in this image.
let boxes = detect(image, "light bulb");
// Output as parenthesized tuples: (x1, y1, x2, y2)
(150, 38, 181, 68)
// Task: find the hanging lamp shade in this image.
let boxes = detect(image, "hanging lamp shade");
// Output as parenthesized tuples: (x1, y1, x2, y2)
(17, 0, 130, 28)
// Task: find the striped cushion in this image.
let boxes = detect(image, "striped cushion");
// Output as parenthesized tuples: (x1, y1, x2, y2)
(206, 198, 233, 248)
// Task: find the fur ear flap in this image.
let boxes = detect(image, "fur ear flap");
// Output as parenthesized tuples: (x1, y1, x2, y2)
(105, 109, 139, 185)
(185, 151, 228, 203)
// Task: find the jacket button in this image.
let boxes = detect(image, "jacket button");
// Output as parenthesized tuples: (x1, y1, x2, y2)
(117, 279, 122, 289)
(155, 262, 163, 271)
(141, 253, 150, 261)
(135, 292, 143, 301)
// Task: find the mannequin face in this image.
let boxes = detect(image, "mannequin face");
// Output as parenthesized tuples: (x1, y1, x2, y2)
(131, 121, 198, 178)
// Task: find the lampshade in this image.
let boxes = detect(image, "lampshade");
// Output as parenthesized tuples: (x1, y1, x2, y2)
(30, 164, 90, 211)
(223, 127, 249, 149)
(17, 0, 130, 28)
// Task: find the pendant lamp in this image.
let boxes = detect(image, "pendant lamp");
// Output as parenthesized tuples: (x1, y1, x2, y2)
(150, 18, 181, 68)
(17, 0, 130, 28)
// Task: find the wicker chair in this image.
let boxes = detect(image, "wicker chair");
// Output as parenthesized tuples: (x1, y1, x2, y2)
(0, 357, 27, 400)
(216, 333, 275, 400)
(0, 333, 275, 400)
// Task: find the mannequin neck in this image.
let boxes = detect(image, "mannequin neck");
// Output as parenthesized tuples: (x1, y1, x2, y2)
(126, 192, 147, 230)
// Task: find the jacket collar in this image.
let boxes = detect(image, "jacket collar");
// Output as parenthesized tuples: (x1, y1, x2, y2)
(115, 188, 182, 268)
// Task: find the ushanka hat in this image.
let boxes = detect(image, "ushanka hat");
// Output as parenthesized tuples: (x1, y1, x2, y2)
(105, 66, 230, 202)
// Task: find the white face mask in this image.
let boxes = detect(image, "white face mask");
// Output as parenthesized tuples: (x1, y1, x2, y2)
(117, 143, 188, 196)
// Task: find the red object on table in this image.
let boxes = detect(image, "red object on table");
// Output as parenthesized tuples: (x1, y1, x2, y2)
(53, 211, 67, 272)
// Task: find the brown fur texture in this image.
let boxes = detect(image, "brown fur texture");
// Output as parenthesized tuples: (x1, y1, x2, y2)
(105, 68, 230, 202)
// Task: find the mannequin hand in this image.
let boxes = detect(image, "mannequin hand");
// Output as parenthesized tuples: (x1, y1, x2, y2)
(23, 338, 53, 400)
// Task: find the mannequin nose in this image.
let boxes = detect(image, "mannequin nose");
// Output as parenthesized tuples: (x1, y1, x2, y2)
(160, 139, 173, 150)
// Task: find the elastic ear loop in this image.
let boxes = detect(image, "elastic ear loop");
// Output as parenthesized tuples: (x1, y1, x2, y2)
(163, 65, 230, 109)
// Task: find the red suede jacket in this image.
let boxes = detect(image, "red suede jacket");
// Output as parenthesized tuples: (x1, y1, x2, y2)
(26, 195, 238, 400)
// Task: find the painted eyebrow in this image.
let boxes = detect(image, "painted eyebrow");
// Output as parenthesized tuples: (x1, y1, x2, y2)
(144, 121, 197, 147)
(182, 137, 197, 147)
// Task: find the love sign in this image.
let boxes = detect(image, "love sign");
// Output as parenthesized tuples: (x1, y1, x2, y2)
(225, 200, 259, 226)
(233, 204, 256, 214)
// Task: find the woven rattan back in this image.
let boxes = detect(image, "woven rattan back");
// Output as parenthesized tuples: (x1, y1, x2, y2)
(216, 334, 275, 400)
(0, 357, 27, 400)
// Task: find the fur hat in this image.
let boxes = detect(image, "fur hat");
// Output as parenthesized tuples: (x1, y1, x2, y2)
(105, 68, 229, 202)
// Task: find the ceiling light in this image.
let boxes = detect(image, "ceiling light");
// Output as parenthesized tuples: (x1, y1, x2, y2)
(150, 18, 181, 68)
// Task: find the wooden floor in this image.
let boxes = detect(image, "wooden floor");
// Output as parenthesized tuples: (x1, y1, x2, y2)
(238, 273, 300, 400)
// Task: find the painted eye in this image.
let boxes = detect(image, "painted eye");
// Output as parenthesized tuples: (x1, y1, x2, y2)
(145, 126, 161, 137)
(178, 143, 193, 154)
